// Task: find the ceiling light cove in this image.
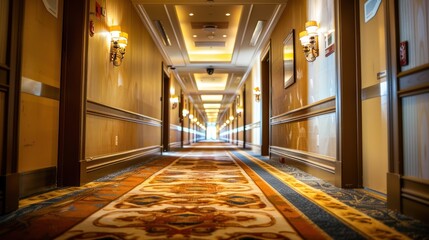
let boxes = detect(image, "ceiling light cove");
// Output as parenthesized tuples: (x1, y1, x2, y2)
(176, 5, 243, 62)
(201, 95, 223, 101)
(204, 109, 219, 113)
(195, 73, 228, 91)
(204, 103, 221, 109)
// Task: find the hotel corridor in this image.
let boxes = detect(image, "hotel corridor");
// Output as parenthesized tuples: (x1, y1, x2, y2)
(0, 142, 427, 239)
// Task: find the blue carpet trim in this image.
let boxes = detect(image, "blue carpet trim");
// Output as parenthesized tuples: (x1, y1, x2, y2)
(231, 151, 365, 239)
(240, 151, 429, 240)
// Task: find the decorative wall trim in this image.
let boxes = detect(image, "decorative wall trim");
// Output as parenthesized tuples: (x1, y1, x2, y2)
(400, 176, 429, 220)
(170, 124, 182, 131)
(397, 63, 429, 79)
(182, 127, 191, 133)
(169, 141, 181, 148)
(244, 121, 261, 131)
(85, 145, 161, 172)
(245, 142, 261, 149)
(361, 82, 387, 100)
(19, 167, 57, 198)
(87, 100, 162, 127)
(270, 146, 336, 173)
(21, 77, 60, 100)
(397, 67, 429, 97)
(271, 97, 335, 125)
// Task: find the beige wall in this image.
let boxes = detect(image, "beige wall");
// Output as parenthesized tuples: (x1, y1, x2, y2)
(19, 0, 63, 172)
(359, 0, 388, 194)
(270, 0, 336, 159)
(85, 0, 163, 159)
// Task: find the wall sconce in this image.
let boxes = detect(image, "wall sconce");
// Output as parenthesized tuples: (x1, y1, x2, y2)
(110, 26, 128, 66)
(237, 106, 243, 117)
(299, 21, 319, 62)
(170, 95, 179, 109)
(253, 87, 261, 102)
(182, 108, 189, 117)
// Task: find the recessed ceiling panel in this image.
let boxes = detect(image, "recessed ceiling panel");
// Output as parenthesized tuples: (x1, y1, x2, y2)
(204, 109, 219, 113)
(195, 73, 228, 91)
(204, 103, 221, 109)
(201, 95, 223, 101)
(176, 4, 243, 62)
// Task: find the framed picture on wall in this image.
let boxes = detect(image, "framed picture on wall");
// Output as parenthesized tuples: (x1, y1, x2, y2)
(283, 29, 296, 89)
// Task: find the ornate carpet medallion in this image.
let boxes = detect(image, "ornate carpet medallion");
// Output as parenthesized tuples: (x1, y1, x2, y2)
(57, 151, 324, 239)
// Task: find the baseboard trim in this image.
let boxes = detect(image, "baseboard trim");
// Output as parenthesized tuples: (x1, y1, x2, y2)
(270, 146, 335, 173)
(19, 167, 57, 198)
(85, 146, 161, 172)
(270, 146, 336, 184)
(82, 146, 161, 183)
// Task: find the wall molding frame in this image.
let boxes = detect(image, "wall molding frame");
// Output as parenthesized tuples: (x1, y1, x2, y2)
(87, 100, 162, 127)
(271, 96, 336, 125)
(244, 121, 261, 131)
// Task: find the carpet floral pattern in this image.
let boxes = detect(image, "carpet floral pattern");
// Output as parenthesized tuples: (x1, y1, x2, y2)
(57, 151, 326, 239)
(0, 150, 426, 239)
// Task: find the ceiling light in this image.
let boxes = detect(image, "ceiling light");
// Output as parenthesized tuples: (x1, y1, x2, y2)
(222, 34, 227, 38)
(194, 73, 228, 91)
(189, 13, 194, 16)
(193, 34, 198, 38)
(204, 103, 221, 109)
(250, 20, 265, 47)
(201, 95, 223, 101)
(225, 13, 231, 16)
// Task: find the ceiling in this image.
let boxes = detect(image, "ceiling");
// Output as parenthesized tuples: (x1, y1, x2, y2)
(132, 0, 287, 124)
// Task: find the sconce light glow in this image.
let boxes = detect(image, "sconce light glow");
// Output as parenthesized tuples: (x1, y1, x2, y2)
(182, 109, 189, 117)
(110, 26, 128, 66)
(299, 20, 319, 62)
(237, 106, 243, 117)
(253, 87, 261, 102)
(170, 95, 179, 109)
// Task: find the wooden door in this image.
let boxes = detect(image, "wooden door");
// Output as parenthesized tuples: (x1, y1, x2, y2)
(0, 0, 23, 214)
(386, 0, 429, 222)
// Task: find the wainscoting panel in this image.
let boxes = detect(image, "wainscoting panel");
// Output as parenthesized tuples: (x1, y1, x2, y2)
(84, 99, 162, 182)
(169, 124, 182, 149)
(270, 97, 336, 183)
(271, 98, 336, 158)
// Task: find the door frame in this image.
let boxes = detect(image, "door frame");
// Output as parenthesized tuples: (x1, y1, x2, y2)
(385, 0, 429, 222)
(161, 63, 170, 152)
(261, 42, 271, 156)
(0, 0, 24, 214)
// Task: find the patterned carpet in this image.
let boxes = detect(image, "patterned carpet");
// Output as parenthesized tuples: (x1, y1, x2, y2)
(0, 150, 428, 239)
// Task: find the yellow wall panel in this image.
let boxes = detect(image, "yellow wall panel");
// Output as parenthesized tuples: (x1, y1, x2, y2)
(19, 94, 59, 172)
